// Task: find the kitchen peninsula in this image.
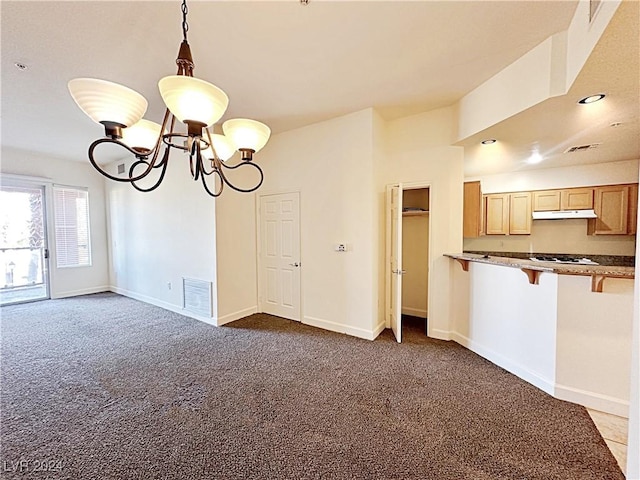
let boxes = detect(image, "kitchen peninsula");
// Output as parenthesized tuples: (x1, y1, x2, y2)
(446, 252, 635, 417)
(447, 252, 634, 292)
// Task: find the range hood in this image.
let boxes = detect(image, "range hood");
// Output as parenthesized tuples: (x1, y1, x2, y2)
(532, 209, 597, 220)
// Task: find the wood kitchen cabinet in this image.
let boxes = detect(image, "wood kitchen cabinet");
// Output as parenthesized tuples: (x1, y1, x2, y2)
(509, 192, 532, 234)
(561, 187, 594, 210)
(482, 183, 636, 236)
(628, 184, 638, 235)
(589, 185, 630, 235)
(484, 192, 531, 235)
(533, 188, 593, 211)
(463, 181, 483, 238)
(484, 194, 509, 235)
(533, 190, 561, 211)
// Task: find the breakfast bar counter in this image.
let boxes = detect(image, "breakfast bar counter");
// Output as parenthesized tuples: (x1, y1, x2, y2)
(445, 253, 634, 292)
(446, 252, 635, 417)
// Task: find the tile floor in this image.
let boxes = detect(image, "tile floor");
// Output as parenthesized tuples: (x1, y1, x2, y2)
(588, 408, 628, 475)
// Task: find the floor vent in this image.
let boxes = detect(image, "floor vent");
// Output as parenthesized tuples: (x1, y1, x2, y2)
(183, 278, 213, 317)
(564, 143, 601, 153)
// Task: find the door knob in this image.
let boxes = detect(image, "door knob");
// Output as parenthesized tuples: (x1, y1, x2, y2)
(392, 269, 406, 275)
(289, 262, 301, 267)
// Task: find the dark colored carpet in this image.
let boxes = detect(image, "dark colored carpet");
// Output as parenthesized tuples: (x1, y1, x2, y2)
(0, 293, 623, 479)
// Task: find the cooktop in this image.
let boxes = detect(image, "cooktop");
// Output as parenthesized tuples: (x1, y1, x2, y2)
(529, 256, 599, 265)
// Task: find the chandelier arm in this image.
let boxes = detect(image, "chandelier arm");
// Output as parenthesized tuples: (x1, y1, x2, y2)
(145, 109, 173, 167)
(217, 160, 265, 193)
(200, 167, 224, 197)
(191, 139, 201, 181)
(88, 138, 158, 183)
(200, 156, 222, 176)
(130, 149, 171, 193)
(189, 154, 196, 179)
(204, 128, 222, 163)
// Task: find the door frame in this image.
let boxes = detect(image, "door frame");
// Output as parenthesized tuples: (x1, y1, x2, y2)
(0, 174, 53, 304)
(255, 189, 303, 320)
(385, 180, 434, 338)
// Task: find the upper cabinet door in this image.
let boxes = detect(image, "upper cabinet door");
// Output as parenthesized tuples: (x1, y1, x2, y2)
(509, 192, 532, 235)
(463, 181, 483, 238)
(628, 184, 638, 235)
(533, 190, 561, 211)
(561, 188, 594, 210)
(592, 185, 629, 234)
(484, 194, 509, 235)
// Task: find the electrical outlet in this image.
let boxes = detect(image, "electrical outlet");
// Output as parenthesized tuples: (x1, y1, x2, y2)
(335, 243, 347, 252)
(167, 282, 172, 290)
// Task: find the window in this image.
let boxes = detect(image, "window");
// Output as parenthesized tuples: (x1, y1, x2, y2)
(53, 186, 91, 268)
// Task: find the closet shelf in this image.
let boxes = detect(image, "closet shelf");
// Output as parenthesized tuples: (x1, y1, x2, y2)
(402, 211, 429, 217)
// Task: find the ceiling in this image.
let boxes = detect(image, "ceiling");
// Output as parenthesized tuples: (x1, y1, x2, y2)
(1, 1, 637, 176)
(459, 0, 640, 177)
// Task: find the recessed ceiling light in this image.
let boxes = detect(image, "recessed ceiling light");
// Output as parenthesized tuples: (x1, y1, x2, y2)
(481, 139, 497, 145)
(14, 62, 28, 71)
(578, 94, 605, 104)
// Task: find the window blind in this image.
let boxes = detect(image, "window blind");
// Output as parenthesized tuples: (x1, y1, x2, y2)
(53, 186, 92, 268)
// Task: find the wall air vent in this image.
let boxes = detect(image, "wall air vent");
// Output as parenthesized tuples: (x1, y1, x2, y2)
(564, 143, 601, 153)
(183, 277, 213, 317)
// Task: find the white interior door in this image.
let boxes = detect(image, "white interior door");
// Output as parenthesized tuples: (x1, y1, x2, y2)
(259, 192, 301, 321)
(386, 184, 403, 342)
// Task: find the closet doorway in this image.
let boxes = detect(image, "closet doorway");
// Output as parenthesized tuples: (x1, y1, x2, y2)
(386, 183, 431, 343)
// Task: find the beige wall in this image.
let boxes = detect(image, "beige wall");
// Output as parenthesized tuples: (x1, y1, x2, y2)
(627, 167, 640, 477)
(401, 214, 429, 318)
(254, 109, 378, 338)
(468, 159, 639, 194)
(0, 147, 110, 298)
(464, 219, 636, 256)
(215, 184, 258, 324)
(105, 148, 218, 322)
(556, 275, 634, 415)
(377, 106, 464, 340)
(216, 106, 464, 340)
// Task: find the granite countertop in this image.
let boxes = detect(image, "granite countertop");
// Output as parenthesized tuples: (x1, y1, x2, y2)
(445, 253, 635, 278)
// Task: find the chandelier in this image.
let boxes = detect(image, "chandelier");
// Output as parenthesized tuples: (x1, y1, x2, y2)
(68, 0, 270, 197)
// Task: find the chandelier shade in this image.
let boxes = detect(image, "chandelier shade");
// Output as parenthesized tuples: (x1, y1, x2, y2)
(202, 133, 237, 162)
(222, 119, 271, 153)
(68, 78, 147, 128)
(158, 75, 229, 127)
(121, 119, 164, 152)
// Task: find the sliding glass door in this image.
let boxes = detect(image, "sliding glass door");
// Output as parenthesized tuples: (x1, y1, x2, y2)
(0, 183, 50, 305)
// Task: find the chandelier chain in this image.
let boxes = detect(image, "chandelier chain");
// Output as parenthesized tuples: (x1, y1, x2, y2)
(181, 0, 189, 41)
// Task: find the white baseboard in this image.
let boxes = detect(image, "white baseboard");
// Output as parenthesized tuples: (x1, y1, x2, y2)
(452, 331, 631, 416)
(303, 315, 377, 341)
(52, 285, 110, 299)
(429, 328, 451, 341)
(451, 331, 555, 396)
(372, 320, 386, 340)
(217, 306, 257, 326)
(555, 383, 629, 418)
(109, 286, 216, 326)
(401, 307, 427, 318)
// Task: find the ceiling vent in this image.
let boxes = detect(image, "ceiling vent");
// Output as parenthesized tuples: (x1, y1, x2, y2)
(564, 143, 601, 153)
